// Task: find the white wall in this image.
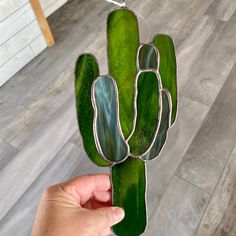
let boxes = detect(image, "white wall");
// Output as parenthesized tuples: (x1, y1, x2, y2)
(0, 0, 68, 87)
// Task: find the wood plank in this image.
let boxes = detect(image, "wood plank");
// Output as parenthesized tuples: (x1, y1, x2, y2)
(195, 145, 236, 236)
(0, 97, 77, 220)
(0, 46, 36, 87)
(144, 0, 214, 34)
(39, 0, 57, 11)
(0, 3, 34, 45)
(29, 34, 47, 56)
(182, 11, 236, 106)
(0, 138, 18, 172)
(0, 0, 27, 21)
(44, 0, 68, 17)
(205, 0, 236, 21)
(0, 20, 41, 67)
(0, 64, 73, 149)
(0, 34, 47, 87)
(177, 63, 236, 193)
(146, 176, 210, 236)
(69, 130, 82, 147)
(29, 0, 55, 47)
(177, 15, 225, 92)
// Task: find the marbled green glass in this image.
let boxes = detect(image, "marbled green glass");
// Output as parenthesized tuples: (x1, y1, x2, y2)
(112, 157, 146, 236)
(75, 54, 109, 166)
(152, 34, 177, 124)
(74, 6, 177, 236)
(128, 71, 160, 155)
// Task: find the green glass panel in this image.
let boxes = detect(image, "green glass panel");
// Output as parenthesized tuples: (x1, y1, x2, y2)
(107, 8, 139, 138)
(128, 71, 160, 156)
(142, 90, 171, 160)
(112, 157, 147, 236)
(92, 76, 128, 163)
(75, 54, 109, 167)
(152, 34, 177, 124)
(138, 44, 158, 70)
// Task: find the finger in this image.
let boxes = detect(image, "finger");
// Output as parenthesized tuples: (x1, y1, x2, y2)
(84, 207, 125, 234)
(100, 227, 113, 236)
(82, 199, 111, 210)
(93, 190, 112, 203)
(62, 174, 111, 205)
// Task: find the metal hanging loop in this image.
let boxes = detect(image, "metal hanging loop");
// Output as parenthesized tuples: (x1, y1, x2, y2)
(104, 0, 126, 7)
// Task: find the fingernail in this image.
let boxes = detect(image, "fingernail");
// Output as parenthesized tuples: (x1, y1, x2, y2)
(112, 207, 125, 221)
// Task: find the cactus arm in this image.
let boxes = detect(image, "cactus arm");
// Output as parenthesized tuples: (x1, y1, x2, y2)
(75, 54, 110, 166)
(92, 76, 129, 163)
(107, 8, 139, 138)
(128, 71, 160, 156)
(152, 34, 177, 125)
(111, 157, 147, 236)
(142, 89, 171, 160)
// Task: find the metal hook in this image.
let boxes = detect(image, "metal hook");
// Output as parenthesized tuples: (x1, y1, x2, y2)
(121, 0, 126, 7)
(104, 0, 126, 7)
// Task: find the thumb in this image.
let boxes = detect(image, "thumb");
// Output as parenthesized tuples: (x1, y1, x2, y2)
(85, 207, 125, 233)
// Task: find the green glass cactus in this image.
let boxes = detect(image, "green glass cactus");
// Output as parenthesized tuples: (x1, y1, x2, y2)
(75, 6, 177, 236)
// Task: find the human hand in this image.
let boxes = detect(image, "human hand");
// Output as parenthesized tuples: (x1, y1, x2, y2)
(31, 174, 125, 236)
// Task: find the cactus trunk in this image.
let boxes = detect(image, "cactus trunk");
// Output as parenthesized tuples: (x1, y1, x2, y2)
(111, 157, 147, 236)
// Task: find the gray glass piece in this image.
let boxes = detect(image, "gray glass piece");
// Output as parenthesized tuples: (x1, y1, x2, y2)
(92, 76, 129, 163)
(138, 44, 158, 70)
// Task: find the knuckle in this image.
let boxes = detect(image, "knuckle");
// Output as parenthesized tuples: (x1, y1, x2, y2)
(42, 184, 59, 199)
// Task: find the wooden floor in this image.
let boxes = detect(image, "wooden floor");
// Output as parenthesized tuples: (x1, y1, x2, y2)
(0, 0, 236, 235)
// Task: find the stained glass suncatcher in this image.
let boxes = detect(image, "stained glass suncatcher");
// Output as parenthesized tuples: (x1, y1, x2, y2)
(75, 5, 177, 236)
